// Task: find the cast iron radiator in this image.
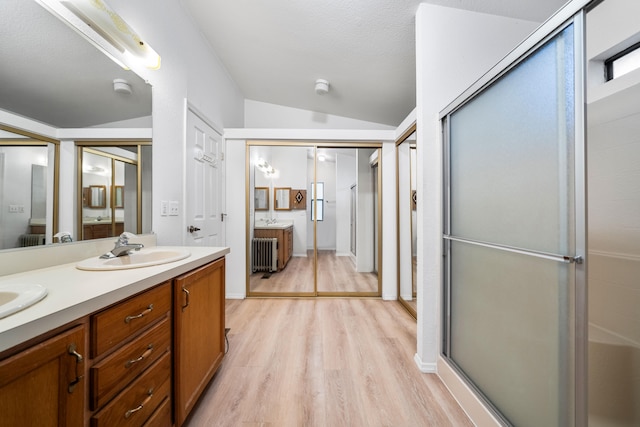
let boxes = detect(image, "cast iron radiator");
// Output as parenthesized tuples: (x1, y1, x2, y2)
(252, 237, 278, 272)
(18, 234, 46, 247)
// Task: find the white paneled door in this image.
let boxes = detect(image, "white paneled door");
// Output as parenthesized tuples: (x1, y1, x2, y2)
(185, 106, 225, 247)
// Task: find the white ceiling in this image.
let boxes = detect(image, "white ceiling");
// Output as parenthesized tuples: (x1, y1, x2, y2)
(180, 0, 569, 126)
(0, 0, 570, 129)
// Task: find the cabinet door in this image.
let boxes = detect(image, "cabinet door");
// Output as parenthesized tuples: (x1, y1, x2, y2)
(0, 325, 85, 427)
(174, 258, 225, 427)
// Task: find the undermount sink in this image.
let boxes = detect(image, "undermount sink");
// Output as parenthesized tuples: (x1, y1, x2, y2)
(76, 248, 191, 271)
(0, 284, 48, 319)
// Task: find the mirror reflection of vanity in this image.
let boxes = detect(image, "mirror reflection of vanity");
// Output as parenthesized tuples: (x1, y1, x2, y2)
(255, 187, 269, 210)
(274, 187, 291, 210)
(87, 186, 107, 209)
(0, 0, 152, 250)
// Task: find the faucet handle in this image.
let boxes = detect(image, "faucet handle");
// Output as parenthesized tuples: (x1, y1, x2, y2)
(117, 232, 136, 245)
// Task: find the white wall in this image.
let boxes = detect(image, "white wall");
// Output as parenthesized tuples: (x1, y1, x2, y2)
(308, 158, 337, 251)
(356, 149, 375, 272)
(107, 0, 244, 248)
(415, 3, 539, 375)
(246, 100, 396, 130)
(336, 151, 356, 255)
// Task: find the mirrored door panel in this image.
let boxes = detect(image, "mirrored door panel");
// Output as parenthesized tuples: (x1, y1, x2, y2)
(248, 144, 315, 296)
(0, 138, 57, 249)
(316, 147, 380, 295)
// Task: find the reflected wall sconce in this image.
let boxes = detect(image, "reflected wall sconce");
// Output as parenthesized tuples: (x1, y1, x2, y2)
(256, 158, 276, 177)
(39, 0, 161, 70)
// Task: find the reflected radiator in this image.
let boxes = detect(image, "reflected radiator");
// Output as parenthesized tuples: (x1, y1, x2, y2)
(252, 238, 277, 272)
(18, 234, 46, 247)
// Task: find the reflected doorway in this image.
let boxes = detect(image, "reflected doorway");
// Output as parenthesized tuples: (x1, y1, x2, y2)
(396, 125, 417, 318)
(246, 142, 382, 297)
(77, 143, 151, 241)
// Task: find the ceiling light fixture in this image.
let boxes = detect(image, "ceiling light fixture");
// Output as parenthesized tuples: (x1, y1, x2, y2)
(41, 0, 161, 70)
(315, 79, 329, 95)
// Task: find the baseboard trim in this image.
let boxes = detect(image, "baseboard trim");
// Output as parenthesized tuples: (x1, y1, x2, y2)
(437, 356, 502, 427)
(225, 293, 246, 300)
(413, 353, 437, 373)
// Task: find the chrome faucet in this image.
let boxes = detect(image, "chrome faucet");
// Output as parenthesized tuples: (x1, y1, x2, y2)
(100, 232, 144, 259)
(54, 232, 73, 243)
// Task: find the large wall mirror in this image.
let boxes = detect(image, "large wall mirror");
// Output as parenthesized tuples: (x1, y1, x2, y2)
(396, 126, 417, 318)
(0, 0, 152, 250)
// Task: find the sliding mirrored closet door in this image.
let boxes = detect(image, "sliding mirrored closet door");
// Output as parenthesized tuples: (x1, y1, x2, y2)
(246, 142, 381, 297)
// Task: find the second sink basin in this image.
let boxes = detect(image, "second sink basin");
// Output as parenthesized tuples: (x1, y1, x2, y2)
(0, 283, 48, 319)
(76, 248, 191, 271)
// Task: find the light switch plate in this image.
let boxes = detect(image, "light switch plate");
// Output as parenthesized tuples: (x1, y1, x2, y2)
(160, 200, 168, 216)
(169, 201, 179, 216)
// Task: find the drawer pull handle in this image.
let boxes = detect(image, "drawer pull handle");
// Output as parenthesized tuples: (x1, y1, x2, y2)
(125, 344, 154, 368)
(67, 343, 84, 393)
(182, 287, 190, 311)
(124, 388, 153, 419)
(125, 304, 154, 323)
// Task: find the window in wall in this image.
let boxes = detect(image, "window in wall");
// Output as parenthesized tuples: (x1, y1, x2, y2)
(605, 41, 640, 80)
(310, 182, 324, 221)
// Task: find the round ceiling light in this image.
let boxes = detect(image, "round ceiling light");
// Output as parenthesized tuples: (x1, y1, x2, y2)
(315, 79, 329, 95)
(113, 78, 132, 95)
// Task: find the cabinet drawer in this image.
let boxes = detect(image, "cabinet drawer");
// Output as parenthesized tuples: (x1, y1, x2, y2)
(90, 315, 171, 410)
(142, 396, 172, 427)
(91, 282, 171, 357)
(91, 352, 171, 427)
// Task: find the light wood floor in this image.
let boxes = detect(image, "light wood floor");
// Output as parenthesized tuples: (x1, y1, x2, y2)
(184, 298, 472, 427)
(250, 251, 378, 294)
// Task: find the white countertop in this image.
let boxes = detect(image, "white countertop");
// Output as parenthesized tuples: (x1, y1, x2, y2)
(254, 222, 293, 230)
(0, 246, 229, 353)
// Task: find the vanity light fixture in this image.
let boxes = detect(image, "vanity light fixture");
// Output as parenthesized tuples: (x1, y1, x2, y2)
(38, 0, 161, 70)
(256, 158, 276, 177)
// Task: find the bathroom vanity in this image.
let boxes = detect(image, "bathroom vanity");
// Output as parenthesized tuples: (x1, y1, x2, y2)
(254, 223, 293, 271)
(0, 245, 228, 427)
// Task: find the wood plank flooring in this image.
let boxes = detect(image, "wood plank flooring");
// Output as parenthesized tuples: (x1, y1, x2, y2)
(184, 298, 472, 427)
(250, 251, 378, 294)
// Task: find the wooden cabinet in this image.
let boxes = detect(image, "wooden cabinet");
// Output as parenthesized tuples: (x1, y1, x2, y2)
(174, 257, 226, 427)
(254, 225, 293, 270)
(83, 222, 124, 240)
(90, 282, 172, 426)
(0, 325, 86, 427)
(0, 256, 226, 427)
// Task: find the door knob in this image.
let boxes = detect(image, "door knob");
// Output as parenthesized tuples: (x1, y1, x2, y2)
(188, 225, 201, 233)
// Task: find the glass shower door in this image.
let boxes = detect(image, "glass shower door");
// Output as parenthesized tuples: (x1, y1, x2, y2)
(442, 21, 584, 427)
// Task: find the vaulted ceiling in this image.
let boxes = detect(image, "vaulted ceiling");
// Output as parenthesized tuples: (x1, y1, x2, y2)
(181, 0, 569, 126)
